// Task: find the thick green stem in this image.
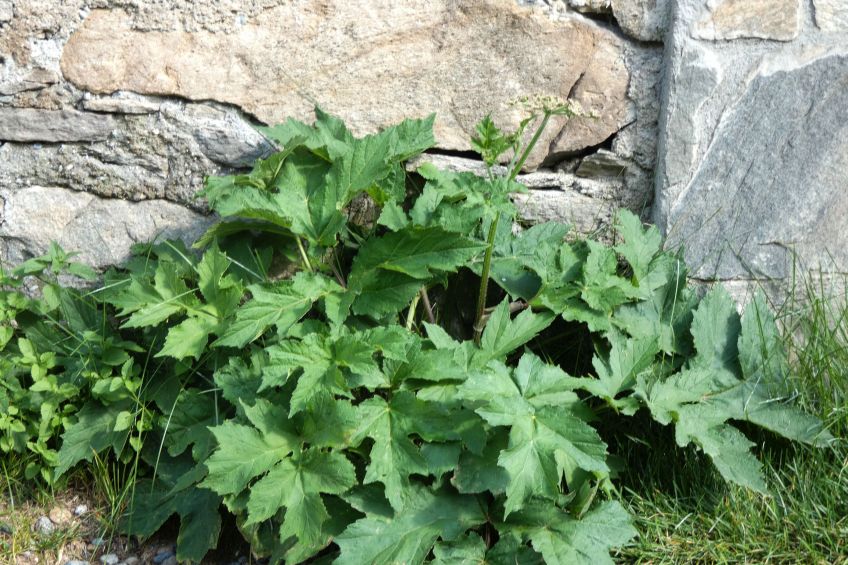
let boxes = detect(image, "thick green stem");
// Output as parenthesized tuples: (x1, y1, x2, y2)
(473, 111, 552, 344)
(474, 211, 500, 344)
(296, 237, 313, 273)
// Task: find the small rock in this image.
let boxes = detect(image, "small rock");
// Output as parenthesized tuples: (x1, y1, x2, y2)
(65, 561, 91, 565)
(81, 95, 161, 115)
(576, 149, 629, 178)
(73, 504, 89, 516)
(568, 0, 611, 11)
(121, 557, 140, 565)
(152, 549, 175, 564)
(100, 554, 120, 565)
(34, 515, 56, 535)
(90, 536, 107, 546)
(49, 506, 74, 525)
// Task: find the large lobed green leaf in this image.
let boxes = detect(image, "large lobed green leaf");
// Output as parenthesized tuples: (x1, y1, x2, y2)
(122, 454, 222, 563)
(349, 226, 486, 316)
(638, 287, 834, 492)
(504, 500, 637, 565)
(55, 401, 131, 477)
(461, 354, 609, 515)
(335, 485, 485, 565)
(214, 273, 342, 348)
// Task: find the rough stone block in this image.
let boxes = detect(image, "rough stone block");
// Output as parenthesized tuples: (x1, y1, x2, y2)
(612, 0, 671, 42)
(59, 0, 632, 168)
(663, 49, 848, 280)
(693, 0, 800, 41)
(814, 0, 848, 32)
(0, 108, 115, 142)
(0, 185, 214, 269)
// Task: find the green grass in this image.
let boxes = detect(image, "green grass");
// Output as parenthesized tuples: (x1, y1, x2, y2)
(618, 274, 848, 564)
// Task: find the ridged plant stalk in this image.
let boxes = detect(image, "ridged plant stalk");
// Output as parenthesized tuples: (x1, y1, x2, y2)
(474, 111, 552, 343)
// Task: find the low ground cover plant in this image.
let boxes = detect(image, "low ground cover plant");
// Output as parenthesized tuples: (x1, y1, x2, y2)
(0, 105, 834, 563)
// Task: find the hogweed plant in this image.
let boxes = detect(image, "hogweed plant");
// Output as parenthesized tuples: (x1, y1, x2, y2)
(0, 104, 833, 564)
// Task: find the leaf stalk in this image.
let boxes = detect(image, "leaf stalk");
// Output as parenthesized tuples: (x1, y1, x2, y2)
(406, 292, 421, 330)
(295, 236, 314, 273)
(419, 287, 436, 324)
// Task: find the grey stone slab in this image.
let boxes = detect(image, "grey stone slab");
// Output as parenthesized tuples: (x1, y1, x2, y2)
(0, 108, 115, 142)
(409, 153, 647, 238)
(665, 49, 848, 280)
(0, 185, 214, 268)
(0, 102, 271, 205)
(653, 39, 723, 229)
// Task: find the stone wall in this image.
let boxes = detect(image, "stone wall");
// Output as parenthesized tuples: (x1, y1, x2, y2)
(654, 0, 848, 297)
(0, 0, 844, 299)
(0, 0, 662, 269)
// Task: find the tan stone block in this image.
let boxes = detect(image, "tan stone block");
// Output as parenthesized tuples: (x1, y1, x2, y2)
(693, 0, 800, 41)
(60, 0, 631, 168)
